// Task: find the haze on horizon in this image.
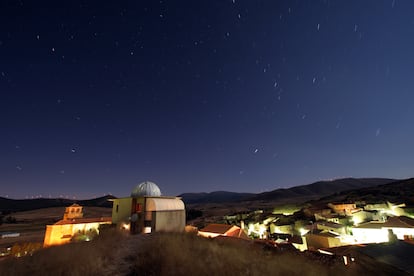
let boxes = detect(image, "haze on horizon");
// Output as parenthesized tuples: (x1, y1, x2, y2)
(1, 1, 414, 199)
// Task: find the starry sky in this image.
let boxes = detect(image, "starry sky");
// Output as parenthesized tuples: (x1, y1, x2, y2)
(1, 0, 414, 199)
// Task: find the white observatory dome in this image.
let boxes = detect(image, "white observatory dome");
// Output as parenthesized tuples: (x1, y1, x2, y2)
(131, 181, 162, 197)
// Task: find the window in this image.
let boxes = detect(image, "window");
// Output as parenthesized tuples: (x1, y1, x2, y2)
(116, 205, 119, 213)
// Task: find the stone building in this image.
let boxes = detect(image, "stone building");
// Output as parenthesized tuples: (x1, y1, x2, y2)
(110, 181, 185, 234)
(43, 204, 111, 247)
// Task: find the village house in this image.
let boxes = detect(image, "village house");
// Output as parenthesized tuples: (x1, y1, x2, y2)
(270, 223, 293, 235)
(198, 223, 249, 239)
(305, 230, 344, 249)
(316, 221, 346, 235)
(315, 212, 349, 225)
(349, 210, 376, 225)
(352, 216, 414, 244)
(328, 203, 361, 216)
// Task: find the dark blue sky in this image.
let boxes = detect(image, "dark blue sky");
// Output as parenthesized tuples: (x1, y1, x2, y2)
(1, 0, 413, 199)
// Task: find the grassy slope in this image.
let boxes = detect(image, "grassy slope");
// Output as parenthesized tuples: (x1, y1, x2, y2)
(0, 230, 405, 276)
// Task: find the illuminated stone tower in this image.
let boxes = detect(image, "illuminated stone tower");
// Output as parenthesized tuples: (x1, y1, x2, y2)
(63, 203, 84, 220)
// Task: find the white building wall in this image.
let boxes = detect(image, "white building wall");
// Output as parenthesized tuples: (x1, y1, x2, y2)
(385, 227, 414, 240)
(352, 228, 388, 244)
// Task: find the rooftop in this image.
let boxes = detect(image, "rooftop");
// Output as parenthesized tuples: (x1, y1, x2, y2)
(354, 216, 414, 229)
(54, 217, 112, 225)
(199, 224, 237, 234)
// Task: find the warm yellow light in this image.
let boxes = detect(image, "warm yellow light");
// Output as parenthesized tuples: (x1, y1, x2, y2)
(248, 223, 254, 235)
(352, 228, 389, 244)
(259, 225, 267, 238)
(299, 228, 309, 236)
(350, 216, 363, 226)
(122, 223, 130, 230)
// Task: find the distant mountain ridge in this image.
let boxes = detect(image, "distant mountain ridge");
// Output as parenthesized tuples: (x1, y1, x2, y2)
(1, 178, 402, 211)
(316, 177, 414, 206)
(179, 178, 397, 204)
(249, 178, 396, 202)
(178, 191, 255, 204)
(0, 195, 116, 212)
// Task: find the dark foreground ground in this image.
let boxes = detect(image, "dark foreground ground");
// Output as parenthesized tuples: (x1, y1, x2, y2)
(0, 229, 408, 276)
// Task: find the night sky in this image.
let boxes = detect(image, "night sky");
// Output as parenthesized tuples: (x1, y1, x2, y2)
(1, 0, 414, 199)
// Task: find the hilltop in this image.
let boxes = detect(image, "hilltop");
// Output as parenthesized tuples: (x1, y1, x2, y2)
(250, 178, 396, 202)
(0, 177, 404, 213)
(178, 191, 254, 204)
(179, 178, 396, 204)
(0, 195, 115, 212)
(314, 177, 414, 206)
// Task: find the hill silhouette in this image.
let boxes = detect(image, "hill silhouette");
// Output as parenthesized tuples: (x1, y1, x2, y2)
(1, 178, 402, 211)
(178, 191, 254, 204)
(0, 195, 115, 212)
(250, 178, 396, 202)
(315, 177, 414, 206)
(179, 178, 396, 204)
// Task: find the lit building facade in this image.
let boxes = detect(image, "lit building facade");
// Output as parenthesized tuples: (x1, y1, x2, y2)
(43, 204, 111, 247)
(352, 216, 414, 244)
(110, 181, 185, 234)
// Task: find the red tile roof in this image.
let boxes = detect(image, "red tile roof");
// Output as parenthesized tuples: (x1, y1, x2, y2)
(199, 224, 235, 234)
(54, 217, 112, 225)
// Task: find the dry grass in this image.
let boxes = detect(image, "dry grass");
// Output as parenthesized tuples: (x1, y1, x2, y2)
(0, 231, 403, 276)
(119, 233, 346, 276)
(0, 228, 125, 276)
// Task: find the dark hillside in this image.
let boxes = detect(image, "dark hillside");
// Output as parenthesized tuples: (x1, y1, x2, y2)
(179, 178, 396, 205)
(179, 191, 254, 204)
(316, 178, 414, 206)
(248, 178, 396, 202)
(0, 195, 115, 212)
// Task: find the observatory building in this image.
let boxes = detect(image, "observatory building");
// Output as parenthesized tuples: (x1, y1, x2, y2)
(110, 181, 185, 234)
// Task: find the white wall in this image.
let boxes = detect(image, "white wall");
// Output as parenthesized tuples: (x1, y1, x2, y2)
(352, 228, 388, 244)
